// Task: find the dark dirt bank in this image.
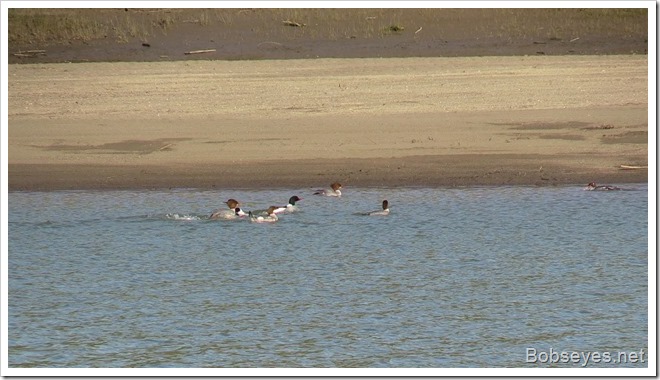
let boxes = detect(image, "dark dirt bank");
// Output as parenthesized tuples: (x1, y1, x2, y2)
(8, 8, 648, 64)
(8, 155, 648, 192)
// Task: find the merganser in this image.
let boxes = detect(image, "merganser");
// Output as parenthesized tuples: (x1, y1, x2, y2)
(585, 182, 621, 191)
(363, 200, 390, 216)
(211, 207, 246, 220)
(371, 200, 390, 216)
(314, 182, 342, 197)
(249, 206, 279, 223)
(209, 198, 241, 219)
(273, 196, 302, 214)
(228, 207, 247, 219)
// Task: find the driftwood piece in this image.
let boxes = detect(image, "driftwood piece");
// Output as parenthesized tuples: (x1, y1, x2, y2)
(12, 50, 46, 58)
(619, 165, 648, 170)
(282, 20, 305, 27)
(159, 143, 174, 151)
(184, 49, 216, 55)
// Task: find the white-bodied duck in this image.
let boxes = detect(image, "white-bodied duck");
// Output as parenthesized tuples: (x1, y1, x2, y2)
(273, 195, 302, 214)
(584, 182, 621, 191)
(360, 200, 390, 216)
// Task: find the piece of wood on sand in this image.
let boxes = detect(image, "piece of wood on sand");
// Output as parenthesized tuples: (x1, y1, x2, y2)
(619, 164, 648, 170)
(282, 20, 305, 27)
(184, 49, 216, 55)
(12, 50, 46, 57)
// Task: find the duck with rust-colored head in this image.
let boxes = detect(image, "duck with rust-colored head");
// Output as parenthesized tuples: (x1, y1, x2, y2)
(210, 198, 243, 219)
(313, 182, 342, 197)
(249, 206, 279, 223)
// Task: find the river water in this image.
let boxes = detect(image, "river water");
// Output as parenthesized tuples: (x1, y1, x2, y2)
(8, 184, 648, 368)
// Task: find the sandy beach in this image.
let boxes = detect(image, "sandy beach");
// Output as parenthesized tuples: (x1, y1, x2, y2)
(7, 8, 649, 191)
(8, 54, 647, 191)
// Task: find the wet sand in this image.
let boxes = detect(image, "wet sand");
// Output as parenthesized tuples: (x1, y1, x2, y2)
(8, 55, 648, 191)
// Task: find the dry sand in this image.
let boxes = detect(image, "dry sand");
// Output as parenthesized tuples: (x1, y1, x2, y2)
(8, 55, 648, 191)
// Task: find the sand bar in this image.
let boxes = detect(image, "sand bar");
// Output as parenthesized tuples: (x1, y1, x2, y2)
(8, 55, 648, 191)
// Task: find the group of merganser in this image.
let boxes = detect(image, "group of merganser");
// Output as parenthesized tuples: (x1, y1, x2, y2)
(209, 181, 620, 223)
(209, 183, 391, 223)
(312, 182, 390, 216)
(313, 182, 389, 216)
(208, 195, 303, 224)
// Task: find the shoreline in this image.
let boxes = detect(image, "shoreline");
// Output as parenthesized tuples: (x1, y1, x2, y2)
(9, 156, 647, 192)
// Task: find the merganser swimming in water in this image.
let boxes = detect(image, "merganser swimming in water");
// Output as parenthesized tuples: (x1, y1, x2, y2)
(249, 206, 279, 223)
(209, 198, 241, 219)
(585, 182, 621, 191)
(212, 207, 246, 220)
(273, 196, 302, 214)
(225, 207, 247, 219)
(314, 182, 342, 197)
(361, 200, 390, 216)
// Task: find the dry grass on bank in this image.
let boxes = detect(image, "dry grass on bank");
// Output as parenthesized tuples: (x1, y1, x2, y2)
(8, 8, 647, 46)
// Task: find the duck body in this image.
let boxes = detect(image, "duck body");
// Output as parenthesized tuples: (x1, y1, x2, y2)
(273, 196, 302, 214)
(209, 199, 242, 219)
(585, 182, 621, 191)
(249, 206, 279, 223)
(364, 200, 390, 216)
(211, 207, 246, 220)
(229, 208, 247, 219)
(314, 182, 342, 197)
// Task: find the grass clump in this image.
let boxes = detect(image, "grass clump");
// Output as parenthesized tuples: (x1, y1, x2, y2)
(385, 24, 405, 33)
(8, 9, 105, 43)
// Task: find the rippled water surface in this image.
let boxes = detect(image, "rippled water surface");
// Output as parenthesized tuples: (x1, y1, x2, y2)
(8, 185, 648, 368)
